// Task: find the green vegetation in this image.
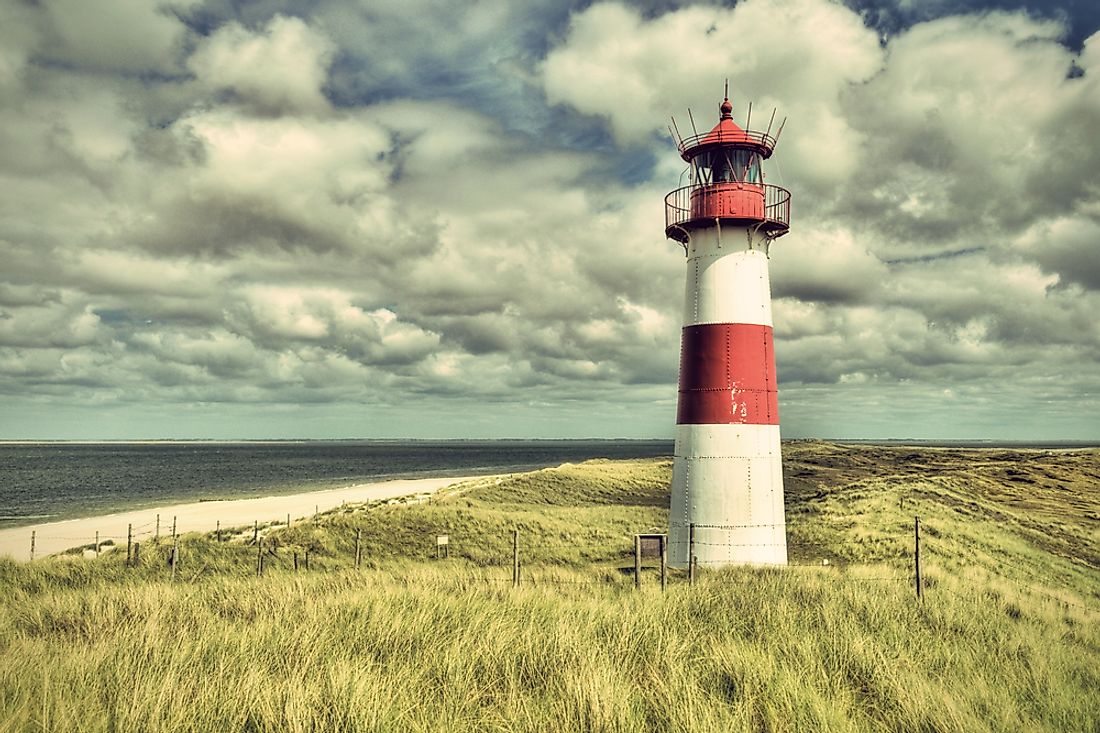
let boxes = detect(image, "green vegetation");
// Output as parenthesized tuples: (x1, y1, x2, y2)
(1, 445, 1097, 732)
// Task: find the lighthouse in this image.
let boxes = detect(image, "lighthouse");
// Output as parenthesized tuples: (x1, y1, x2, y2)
(664, 93, 791, 568)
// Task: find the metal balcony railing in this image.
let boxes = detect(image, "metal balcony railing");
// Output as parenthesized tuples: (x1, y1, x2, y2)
(677, 128, 777, 158)
(664, 183, 791, 243)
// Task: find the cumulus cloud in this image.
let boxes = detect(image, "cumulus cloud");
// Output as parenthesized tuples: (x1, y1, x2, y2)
(0, 0, 1096, 439)
(36, 0, 187, 74)
(189, 15, 335, 114)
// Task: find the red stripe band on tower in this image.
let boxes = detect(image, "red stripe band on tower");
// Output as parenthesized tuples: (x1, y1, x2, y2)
(677, 323, 779, 425)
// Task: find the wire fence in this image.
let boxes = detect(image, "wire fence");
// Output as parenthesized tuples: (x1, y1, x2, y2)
(16, 515, 1097, 612)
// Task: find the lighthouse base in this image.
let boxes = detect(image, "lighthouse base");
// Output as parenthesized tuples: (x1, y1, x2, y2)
(668, 423, 787, 568)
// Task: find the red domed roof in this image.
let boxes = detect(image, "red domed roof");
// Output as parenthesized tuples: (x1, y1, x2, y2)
(678, 98, 776, 161)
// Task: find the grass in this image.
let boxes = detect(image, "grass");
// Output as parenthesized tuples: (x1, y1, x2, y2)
(0, 445, 1097, 732)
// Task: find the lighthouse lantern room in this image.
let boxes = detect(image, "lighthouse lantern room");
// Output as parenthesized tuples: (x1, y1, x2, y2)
(665, 91, 792, 569)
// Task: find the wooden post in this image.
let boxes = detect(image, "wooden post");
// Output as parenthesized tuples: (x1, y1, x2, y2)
(304, 549, 310, 571)
(293, 551, 299, 572)
(216, 520, 221, 543)
(914, 516, 922, 601)
(171, 535, 179, 582)
(660, 535, 667, 592)
(30, 531, 35, 562)
(355, 529, 362, 569)
(256, 539, 264, 577)
(634, 535, 642, 590)
(95, 531, 100, 558)
(287, 513, 291, 528)
(155, 514, 160, 542)
(126, 523, 132, 566)
(512, 529, 520, 588)
(132, 542, 140, 566)
(688, 523, 696, 587)
(253, 520, 258, 544)
(171, 516, 177, 541)
(314, 505, 318, 519)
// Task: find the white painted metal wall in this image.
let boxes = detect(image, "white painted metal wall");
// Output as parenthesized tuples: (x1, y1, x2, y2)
(669, 224, 788, 568)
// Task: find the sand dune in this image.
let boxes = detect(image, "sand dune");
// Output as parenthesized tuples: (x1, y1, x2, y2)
(0, 475, 479, 561)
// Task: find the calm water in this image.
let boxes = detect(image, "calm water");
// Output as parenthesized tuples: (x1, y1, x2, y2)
(0, 440, 673, 527)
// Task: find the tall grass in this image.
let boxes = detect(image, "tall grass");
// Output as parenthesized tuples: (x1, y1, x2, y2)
(2, 565, 1096, 732)
(1, 447, 1098, 732)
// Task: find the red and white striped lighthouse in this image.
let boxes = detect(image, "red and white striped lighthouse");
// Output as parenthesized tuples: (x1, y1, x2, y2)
(664, 93, 791, 568)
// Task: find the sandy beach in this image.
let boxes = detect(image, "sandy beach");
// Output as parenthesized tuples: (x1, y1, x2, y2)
(0, 475, 479, 562)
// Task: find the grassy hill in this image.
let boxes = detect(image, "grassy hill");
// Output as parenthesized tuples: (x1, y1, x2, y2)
(1, 443, 1097, 732)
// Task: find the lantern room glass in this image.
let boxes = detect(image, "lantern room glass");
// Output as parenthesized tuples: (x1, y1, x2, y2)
(693, 149, 762, 185)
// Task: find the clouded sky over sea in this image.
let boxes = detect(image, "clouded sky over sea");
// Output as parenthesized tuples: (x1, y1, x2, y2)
(1, 0, 1097, 440)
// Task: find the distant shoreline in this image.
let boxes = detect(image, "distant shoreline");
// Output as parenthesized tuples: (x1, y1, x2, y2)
(0, 440, 675, 530)
(0, 474, 487, 562)
(827, 439, 1100, 449)
(0, 467, 509, 530)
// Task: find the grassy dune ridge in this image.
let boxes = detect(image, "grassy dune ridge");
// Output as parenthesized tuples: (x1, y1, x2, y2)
(1, 443, 1098, 732)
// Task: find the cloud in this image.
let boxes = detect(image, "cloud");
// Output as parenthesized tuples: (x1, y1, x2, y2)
(542, 0, 881, 159)
(0, 0, 1097, 439)
(35, 0, 188, 74)
(189, 15, 335, 114)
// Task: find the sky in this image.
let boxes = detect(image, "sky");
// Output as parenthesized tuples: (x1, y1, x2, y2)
(0, 0, 1097, 441)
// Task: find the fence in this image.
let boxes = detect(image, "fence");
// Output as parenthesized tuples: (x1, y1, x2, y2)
(12, 506, 1095, 607)
(20, 512, 1093, 614)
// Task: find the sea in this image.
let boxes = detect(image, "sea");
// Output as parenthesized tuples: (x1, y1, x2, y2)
(0, 440, 674, 528)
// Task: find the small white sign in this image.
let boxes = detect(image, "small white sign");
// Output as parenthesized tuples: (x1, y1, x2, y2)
(437, 535, 449, 546)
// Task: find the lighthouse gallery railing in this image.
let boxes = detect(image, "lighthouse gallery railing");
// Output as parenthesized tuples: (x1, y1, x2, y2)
(664, 183, 791, 237)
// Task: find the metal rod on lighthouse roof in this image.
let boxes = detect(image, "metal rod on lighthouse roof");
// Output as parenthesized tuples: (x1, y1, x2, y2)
(765, 108, 777, 138)
(745, 102, 752, 131)
(773, 117, 788, 146)
(687, 108, 699, 137)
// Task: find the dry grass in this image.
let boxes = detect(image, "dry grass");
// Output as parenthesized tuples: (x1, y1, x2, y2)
(1, 445, 1098, 732)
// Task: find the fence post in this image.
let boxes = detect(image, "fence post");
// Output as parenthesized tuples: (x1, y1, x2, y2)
(287, 513, 291, 528)
(30, 531, 35, 562)
(512, 529, 520, 588)
(660, 535, 667, 592)
(293, 551, 299, 572)
(95, 531, 100, 558)
(155, 514, 160, 542)
(634, 535, 642, 590)
(216, 520, 221, 543)
(126, 523, 132, 566)
(688, 523, 696, 587)
(304, 549, 310, 571)
(256, 539, 264, 577)
(315, 505, 318, 520)
(914, 516, 922, 601)
(171, 535, 179, 582)
(132, 542, 140, 566)
(172, 516, 177, 542)
(253, 520, 258, 544)
(355, 529, 362, 569)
